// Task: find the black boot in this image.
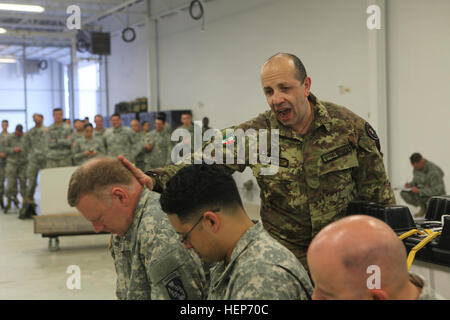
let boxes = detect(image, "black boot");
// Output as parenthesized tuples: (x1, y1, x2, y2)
(0, 196, 4, 210)
(3, 198, 10, 214)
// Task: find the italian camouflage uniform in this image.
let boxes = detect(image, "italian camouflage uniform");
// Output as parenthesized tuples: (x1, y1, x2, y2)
(401, 160, 446, 208)
(0, 132, 11, 204)
(131, 131, 146, 171)
(208, 221, 313, 300)
(148, 93, 395, 269)
(47, 123, 73, 168)
(110, 189, 207, 300)
(93, 127, 106, 139)
(23, 125, 48, 201)
(103, 126, 136, 163)
(72, 137, 105, 166)
(144, 129, 172, 170)
(5, 133, 27, 203)
(410, 273, 445, 300)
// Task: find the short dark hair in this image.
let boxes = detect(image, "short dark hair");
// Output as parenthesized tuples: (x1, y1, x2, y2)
(111, 113, 121, 119)
(157, 112, 167, 121)
(410, 153, 423, 163)
(267, 53, 307, 83)
(1, 120, 8, 124)
(84, 123, 93, 129)
(156, 116, 165, 124)
(160, 164, 244, 222)
(53, 108, 63, 113)
(141, 120, 149, 126)
(181, 111, 192, 117)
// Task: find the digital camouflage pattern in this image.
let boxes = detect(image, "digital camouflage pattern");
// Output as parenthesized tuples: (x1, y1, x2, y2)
(47, 123, 73, 168)
(5, 133, 27, 199)
(93, 127, 106, 138)
(410, 273, 445, 300)
(103, 126, 136, 162)
(149, 93, 395, 268)
(110, 189, 207, 300)
(0, 132, 11, 199)
(72, 137, 105, 166)
(208, 221, 313, 300)
(23, 126, 48, 200)
(400, 160, 446, 207)
(144, 129, 172, 170)
(131, 131, 146, 171)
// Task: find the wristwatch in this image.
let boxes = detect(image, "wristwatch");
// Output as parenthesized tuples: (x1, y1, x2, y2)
(144, 171, 163, 193)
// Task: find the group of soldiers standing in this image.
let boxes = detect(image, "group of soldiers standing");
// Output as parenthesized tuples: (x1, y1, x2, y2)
(0, 108, 199, 219)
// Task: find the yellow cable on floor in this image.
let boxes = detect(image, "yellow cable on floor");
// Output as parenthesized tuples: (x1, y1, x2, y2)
(404, 229, 441, 270)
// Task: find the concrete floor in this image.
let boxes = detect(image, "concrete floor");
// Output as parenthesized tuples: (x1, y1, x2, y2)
(0, 205, 116, 300)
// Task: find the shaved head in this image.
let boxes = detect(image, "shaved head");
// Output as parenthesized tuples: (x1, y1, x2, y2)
(307, 215, 417, 300)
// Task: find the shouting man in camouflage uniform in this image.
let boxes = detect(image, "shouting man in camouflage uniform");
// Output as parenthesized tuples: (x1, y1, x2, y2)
(401, 153, 446, 218)
(47, 108, 73, 168)
(22, 114, 48, 216)
(68, 157, 207, 300)
(4, 124, 27, 213)
(159, 164, 313, 299)
(121, 53, 395, 270)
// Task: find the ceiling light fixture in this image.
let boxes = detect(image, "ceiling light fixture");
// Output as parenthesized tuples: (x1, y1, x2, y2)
(0, 58, 17, 63)
(0, 28, 6, 34)
(0, 3, 45, 13)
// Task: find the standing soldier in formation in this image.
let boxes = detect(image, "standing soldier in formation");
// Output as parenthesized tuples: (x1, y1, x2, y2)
(103, 113, 136, 163)
(94, 114, 106, 138)
(141, 121, 151, 134)
(47, 108, 73, 168)
(144, 116, 172, 170)
(4, 125, 27, 213)
(157, 112, 172, 137)
(130, 119, 146, 171)
(22, 113, 48, 216)
(0, 120, 10, 209)
(72, 119, 85, 143)
(72, 123, 105, 166)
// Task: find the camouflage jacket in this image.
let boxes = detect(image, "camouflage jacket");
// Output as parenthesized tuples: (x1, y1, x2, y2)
(23, 126, 48, 161)
(0, 132, 11, 165)
(5, 134, 27, 165)
(144, 129, 172, 169)
(410, 273, 445, 300)
(93, 127, 106, 138)
(409, 160, 446, 197)
(47, 123, 73, 160)
(149, 93, 395, 264)
(103, 126, 135, 162)
(208, 221, 313, 300)
(72, 137, 105, 165)
(110, 189, 208, 300)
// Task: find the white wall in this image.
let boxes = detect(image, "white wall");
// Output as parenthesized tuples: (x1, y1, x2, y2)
(387, 0, 450, 206)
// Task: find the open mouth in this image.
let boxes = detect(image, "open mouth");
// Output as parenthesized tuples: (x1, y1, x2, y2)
(276, 108, 292, 121)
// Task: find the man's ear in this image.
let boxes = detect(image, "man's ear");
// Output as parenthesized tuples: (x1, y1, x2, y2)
(304, 76, 311, 97)
(369, 289, 388, 300)
(203, 210, 221, 233)
(111, 187, 129, 205)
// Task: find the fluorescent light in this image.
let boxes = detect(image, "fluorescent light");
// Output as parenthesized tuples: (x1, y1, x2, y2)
(0, 3, 45, 13)
(0, 28, 6, 34)
(0, 58, 16, 63)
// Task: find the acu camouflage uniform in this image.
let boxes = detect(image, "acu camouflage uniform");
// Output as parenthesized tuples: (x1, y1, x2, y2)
(131, 131, 146, 171)
(208, 221, 313, 300)
(148, 93, 395, 269)
(103, 126, 136, 163)
(93, 127, 106, 139)
(72, 137, 105, 166)
(110, 189, 207, 300)
(401, 160, 446, 208)
(5, 133, 27, 203)
(23, 125, 48, 201)
(0, 132, 11, 203)
(47, 123, 73, 168)
(144, 129, 172, 170)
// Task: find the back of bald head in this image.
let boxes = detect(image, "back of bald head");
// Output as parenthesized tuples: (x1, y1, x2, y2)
(309, 215, 409, 290)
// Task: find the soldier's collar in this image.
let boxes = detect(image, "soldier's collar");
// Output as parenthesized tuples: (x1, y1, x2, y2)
(124, 188, 151, 242)
(268, 92, 331, 138)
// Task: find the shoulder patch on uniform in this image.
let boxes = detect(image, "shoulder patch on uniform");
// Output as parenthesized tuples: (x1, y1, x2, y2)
(165, 276, 187, 300)
(321, 144, 353, 163)
(365, 122, 379, 141)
